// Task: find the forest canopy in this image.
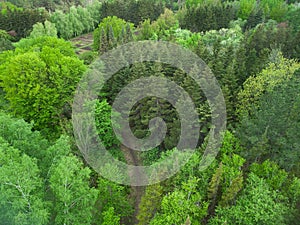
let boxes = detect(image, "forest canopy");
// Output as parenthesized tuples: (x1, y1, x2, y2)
(0, 0, 300, 224)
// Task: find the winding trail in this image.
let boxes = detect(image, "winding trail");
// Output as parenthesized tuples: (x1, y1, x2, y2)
(120, 144, 145, 224)
(71, 32, 146, 223)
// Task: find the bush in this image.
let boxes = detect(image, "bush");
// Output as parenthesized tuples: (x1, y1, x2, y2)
(79, 51, 98, 65)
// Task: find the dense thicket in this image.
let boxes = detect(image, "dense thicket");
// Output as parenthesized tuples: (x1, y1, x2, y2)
(0, 3, 48, 40)
(101, 0, 164, 26)
(238, 68, 300, 174)
(4, 0, 86, 11)
(178, 1, 238, 32)
(1, 0, 300, 224)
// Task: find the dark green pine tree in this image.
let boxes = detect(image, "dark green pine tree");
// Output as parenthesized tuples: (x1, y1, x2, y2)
(125, 23, 133, 43)
(119, 26, 126, 45)
(137, 183, 163, 225)
(99, 27, 108, 54)
(108, 24, 116, 50)
(219, 173, 243, 207)
(218, 45, 240, 124)
(122, 62, 179, 151)
(234, 43, 248, 86)
(244, 5, 264, 31)
(118, 23, 133, 45)
(207, 163, 223, 216)
(194, 39, 213, 64)
(209, 39, 224, 82)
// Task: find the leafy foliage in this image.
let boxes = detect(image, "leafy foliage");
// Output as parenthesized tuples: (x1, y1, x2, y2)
(0, 112, 49, 164)
(14, 36, 76, 56)
(0, 138, 49, 225)
(50, 2, 101, 39)
(49, 154, 99, 225)
(96, 178, 134, 224)
(150, 177, 208, 225)
(0, 37, 86, 136)
(209, 173, 292, 225)
(238, 69, 300, 173)
(237, 53, 300, 118)
(137, 183, 163, 224)
(260, 0, 288, 22)
(94, 99, 125, 160)
(29, 20, 57, 38)
(238, 0, 256, 20)
(101, 207, 121, 225)
(4, 0, 87, 11)
(0, 1, 300, 224)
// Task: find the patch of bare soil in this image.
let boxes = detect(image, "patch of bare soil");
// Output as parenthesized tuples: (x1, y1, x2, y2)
(71, 33, 94, 55)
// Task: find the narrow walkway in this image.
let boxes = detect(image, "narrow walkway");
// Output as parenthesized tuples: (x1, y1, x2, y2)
(120, 144, 145, 225)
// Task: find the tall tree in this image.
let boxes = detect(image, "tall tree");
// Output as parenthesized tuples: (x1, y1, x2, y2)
(137, 183, 163, 225)
(237, 53, 300, 119)
(209, 173, 292, 225)
(0, 138, 49, 225)
(93, 16, 134, 52)
(150, 177, 208, 225)
(0, 37, 86, 136)
(49, 155, 98, 225)
(96, 178, 133, 224)
(29, 20, 57, 38)
(238, 69, 300, 173)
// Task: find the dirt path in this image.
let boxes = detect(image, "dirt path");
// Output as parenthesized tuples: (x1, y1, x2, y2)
(72, 32, 146, 223)
(120, 144, 145, 225)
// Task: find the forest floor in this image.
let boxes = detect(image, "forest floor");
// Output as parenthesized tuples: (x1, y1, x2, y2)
(71, 32, 94, 54)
